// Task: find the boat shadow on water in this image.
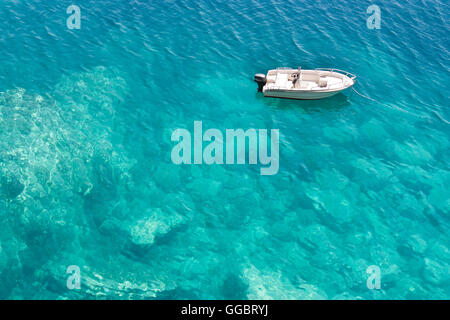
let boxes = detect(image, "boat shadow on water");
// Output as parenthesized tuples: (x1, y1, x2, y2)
(258, 92, 351, 113)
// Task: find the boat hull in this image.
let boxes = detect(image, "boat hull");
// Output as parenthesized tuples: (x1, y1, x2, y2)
(263, 89, 344, 100)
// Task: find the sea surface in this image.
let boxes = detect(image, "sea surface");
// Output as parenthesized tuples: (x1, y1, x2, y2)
(0, 0, 449, 299)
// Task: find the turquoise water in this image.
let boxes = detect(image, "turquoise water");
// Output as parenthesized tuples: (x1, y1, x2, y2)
(0, 0, 449, 299)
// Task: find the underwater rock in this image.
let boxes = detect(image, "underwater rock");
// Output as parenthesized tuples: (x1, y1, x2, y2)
(0, 173, 24, 199)
(391, 276, 428, 299)
(0, 67, 134, 297)
(323, 124, 358, 144)
(406, 234, 427, 254)
(427, 184, 450, 212)
(98, 218, 126, 238)
(306, 188, 356, 222)
(221, 273, 248, 299)
(360, 118, 389, 143)
(296, 283, 328, 300)
(332, 292, 364, 299)
(186, 178, 221, 200)
(350, 157, 393, 190)
(163, 192, 195, 216)
(0, 243, 7, 273)
(130, 208, 184, 246)
(243, 264, 327, 299)
(153, 163, 180, 190)
(314, 168, 349, 191)
(423, 258, 450, 285)
(130, 219, 160, 246)
(387, 140, 433, 165)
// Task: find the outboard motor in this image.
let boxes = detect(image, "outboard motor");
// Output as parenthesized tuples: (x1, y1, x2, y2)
(254, 73, 267, 92)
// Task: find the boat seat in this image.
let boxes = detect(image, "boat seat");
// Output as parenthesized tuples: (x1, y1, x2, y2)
(298, 81, 310, 89)
(318, 79, 328, 87)
(275, 73, 289, 87)
(301, 73, 320, 83)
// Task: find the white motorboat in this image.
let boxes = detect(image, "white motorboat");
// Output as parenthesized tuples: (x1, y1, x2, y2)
(254, 67, 356, 100)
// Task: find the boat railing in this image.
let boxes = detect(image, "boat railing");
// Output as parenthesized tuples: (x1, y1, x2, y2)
(315, 68, 357, 79)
